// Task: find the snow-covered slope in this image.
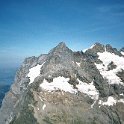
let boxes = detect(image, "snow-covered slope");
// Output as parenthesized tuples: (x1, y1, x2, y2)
(40, 76, 76, 93)
(95, 51, 124, 85)
(121, 51, 124, 55)
(27, 62, 45, 84)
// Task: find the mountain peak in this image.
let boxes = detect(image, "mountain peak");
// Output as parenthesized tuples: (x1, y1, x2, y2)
(1, 42, 124, 124)
(48, 42, 72, 55)
(54, 42, 68, 51)
(57, 42, 66, 47)
(94, 42, 104, 47)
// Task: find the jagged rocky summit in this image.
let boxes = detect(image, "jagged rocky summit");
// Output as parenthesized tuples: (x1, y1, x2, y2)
(0, 42, 124, 124)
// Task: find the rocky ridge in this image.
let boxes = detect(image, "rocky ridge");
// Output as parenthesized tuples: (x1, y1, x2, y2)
(0, 42, 124, 124)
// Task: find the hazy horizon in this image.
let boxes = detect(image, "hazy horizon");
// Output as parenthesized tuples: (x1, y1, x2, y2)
(0, 0, 124, 68)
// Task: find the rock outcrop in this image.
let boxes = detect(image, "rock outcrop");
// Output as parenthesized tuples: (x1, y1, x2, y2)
(0, 42, 124, 124)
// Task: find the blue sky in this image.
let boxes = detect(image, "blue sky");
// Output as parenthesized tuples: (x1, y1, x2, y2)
(0, 0, 124, 67)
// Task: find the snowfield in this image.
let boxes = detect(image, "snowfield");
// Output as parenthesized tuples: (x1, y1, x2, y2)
(95, 51, 124, 85)
(27, 62, 45, 84)
(76, 79, 99, 101)
(40, 76, 99, 102)
(40, 76, 77, 93)
(99, 96, 124, 106)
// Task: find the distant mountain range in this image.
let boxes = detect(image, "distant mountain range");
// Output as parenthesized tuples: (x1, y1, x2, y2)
(0, 42, 124, 124)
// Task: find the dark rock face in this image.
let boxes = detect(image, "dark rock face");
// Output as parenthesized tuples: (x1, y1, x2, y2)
(0, 42, 124, 124)
(106, 44, 122, 56)
(120, 47, 124, 52)
(107, 61, 117, 71)
(117, 70, 124, 83)
(85, 43, 104, 62)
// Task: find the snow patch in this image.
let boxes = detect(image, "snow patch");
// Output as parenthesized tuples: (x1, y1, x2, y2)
(48, 75, 52, 78)
(121, 52, 124, 55)
(76, 79, 99, 106)
(95, 51, 124, 85)
(40, 77, 100, 108)
(40, 76, 99, 108)
(40, 77, 99, 100)
(118, 99, 124, 104)
(27, 62, 45, 84)
(90, 44, 96, 49)
(99, 96, 124, 106)
(72, 61, 81, 67)
(83, 44, 96, 52)
(99, 96, 116, 106)
(42, 104, 46, 110)
(40, 76, 77, 93)
(76, 62, 80, 67)
(38, 96, 43, 102)
(77, 79, 99, 100)
(83, 48, 88, 52)
(120, 93, 124, 96)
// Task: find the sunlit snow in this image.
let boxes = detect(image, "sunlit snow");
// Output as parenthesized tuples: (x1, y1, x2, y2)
(99, 96, 116, 106)
(27, 62, 45, 84)
(83, 48, 88, 52)
(83, 44, 96, 52)
(99, 96, 124, 106)
(40, 76, 99, 104)
(95, 51, 124, 85)
(118, 99, 124, 104)
(121, 52, 124, 55)
(76, 62, 80, 67)
(76, 79, 99, 101)
(120, 93, 124, 96)
(77, 79, 99, 108)
(42, 104, 46, 110)
(40, 76, 77, 93)
(90, 44, 96, 49)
